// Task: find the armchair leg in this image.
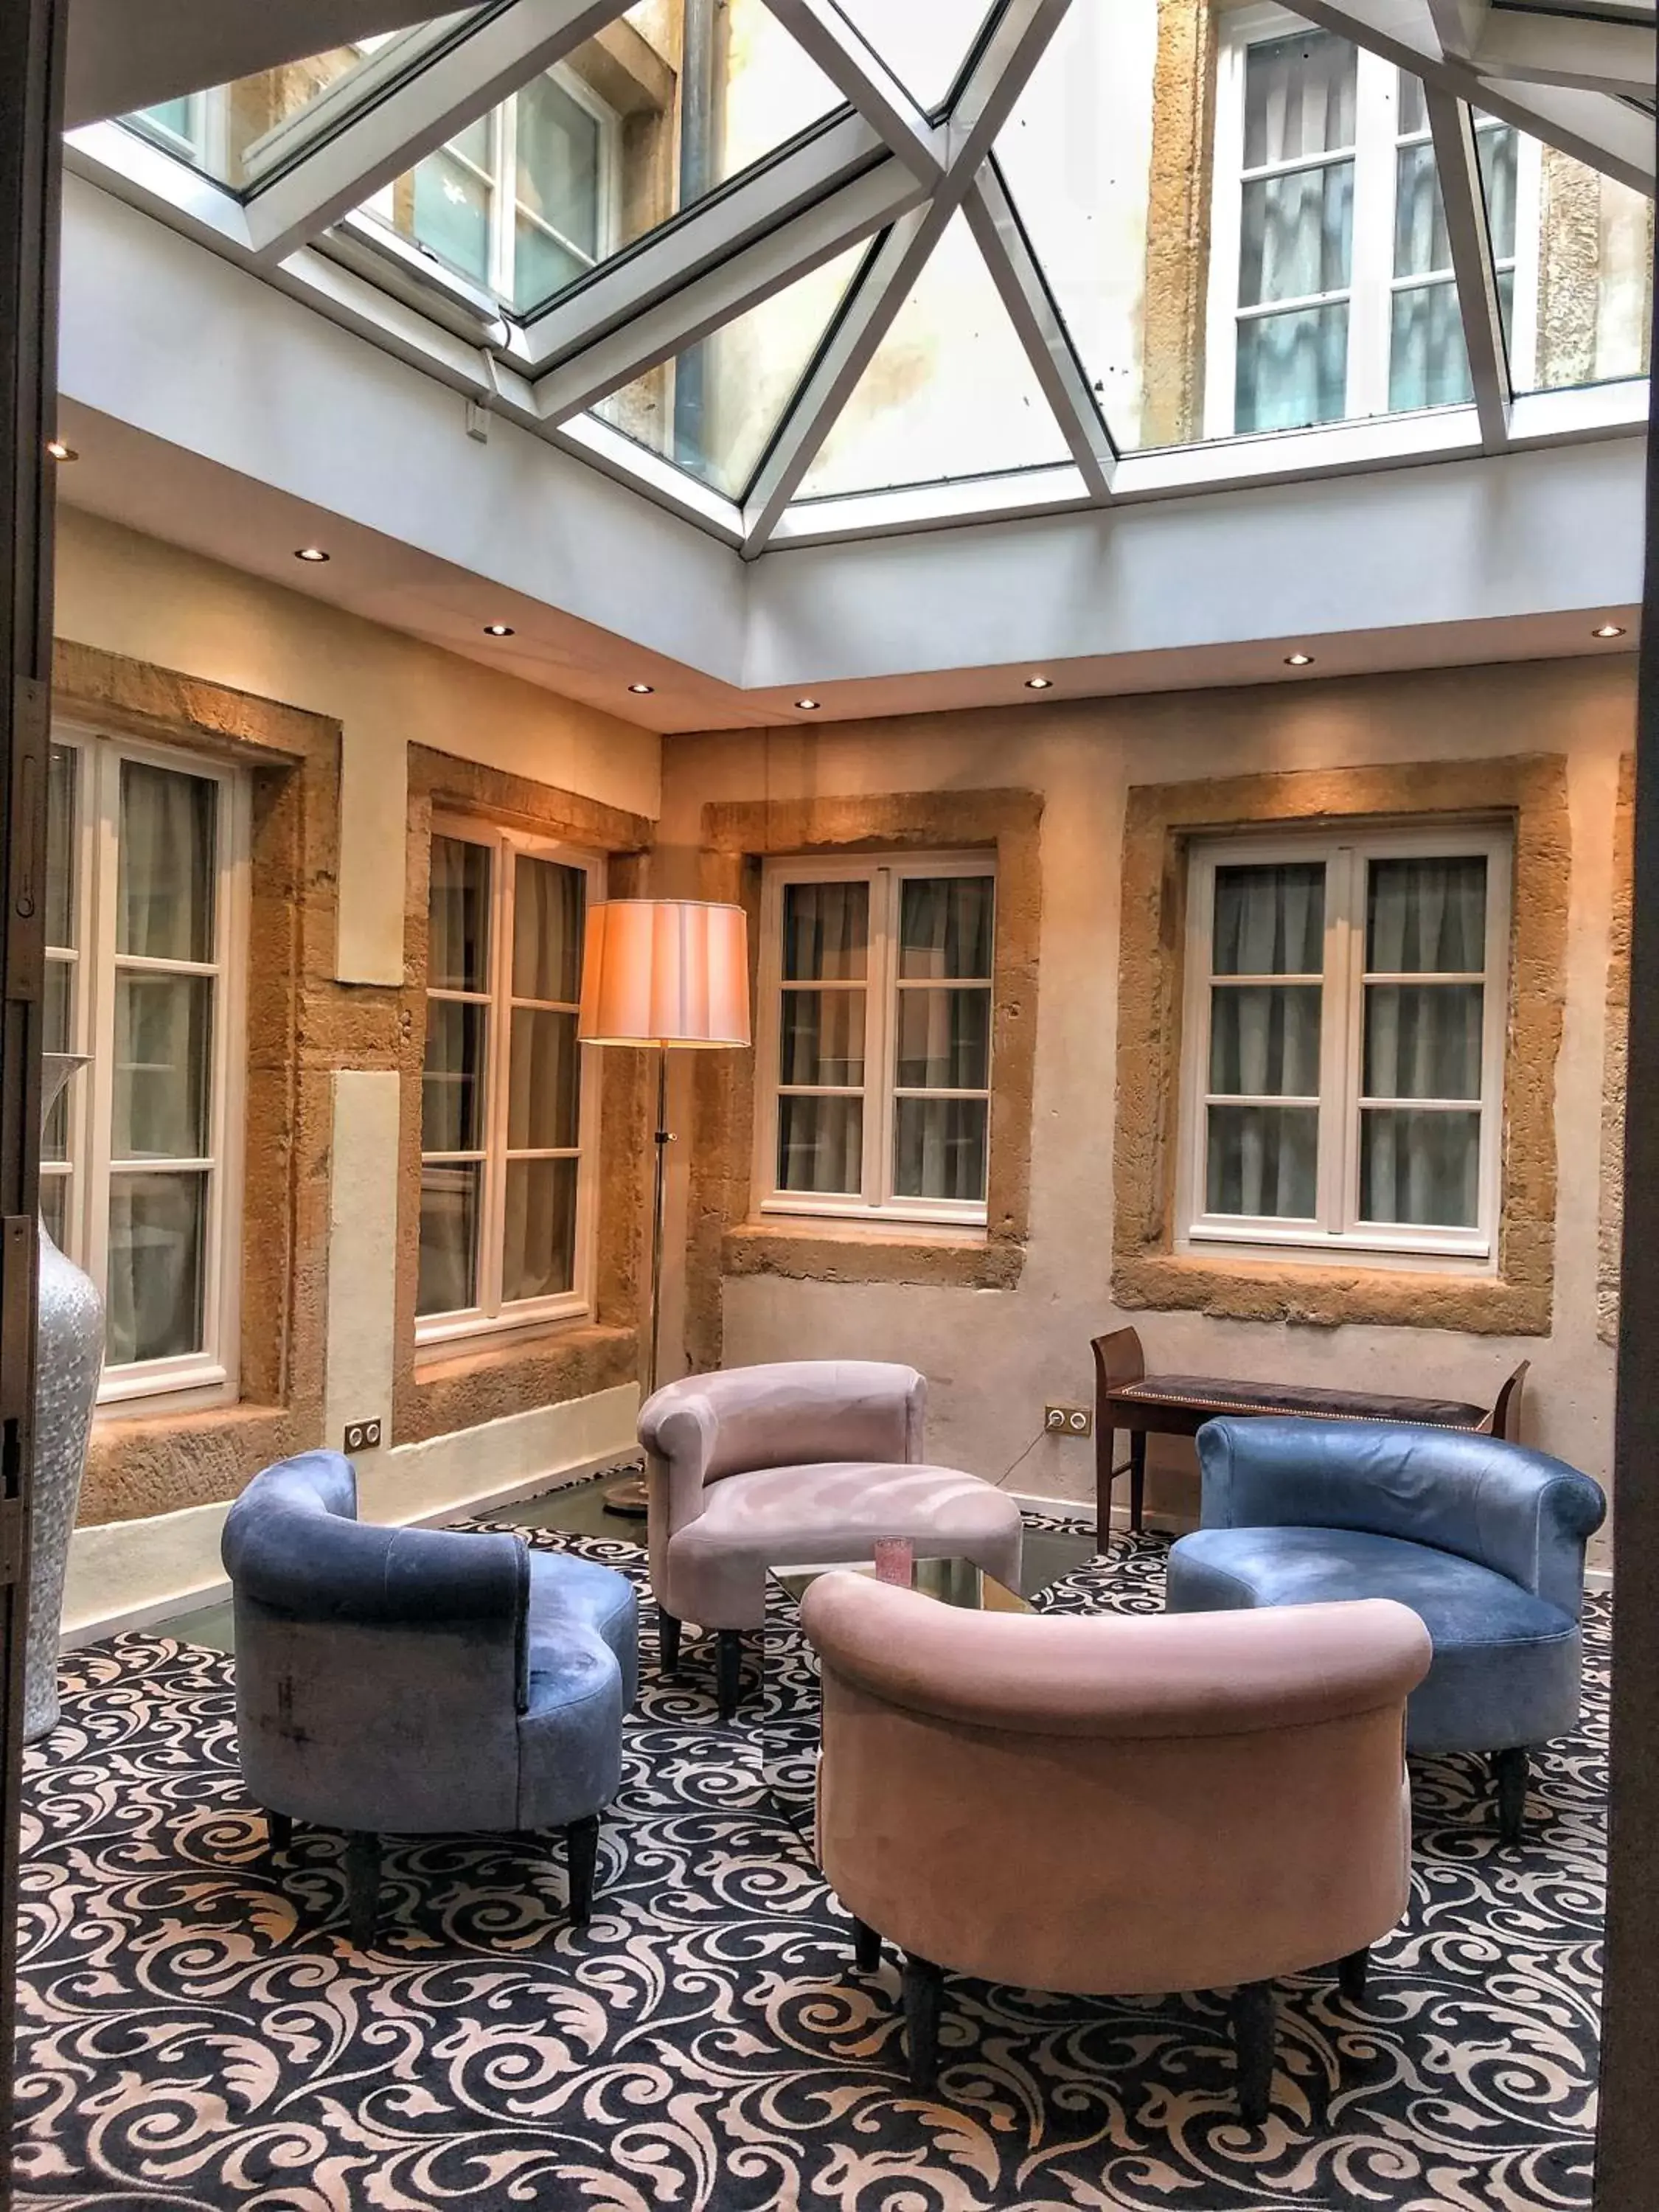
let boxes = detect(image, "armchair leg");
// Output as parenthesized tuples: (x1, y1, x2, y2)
(1493, 1747, 1530, 1845)
(566, 1814, 600, 1928)
(344, 1832, 380, 1950)
(266, 1809, 292, 1862)
(1338, 1946, 1369, 2006)
(852, 1916, 883, 1973)
(716, 1630, 743, 1722)
(658, 1606, 681, 1677)
(902, 1953, 944, 2093)
(1231, 1979, 1276, 2125)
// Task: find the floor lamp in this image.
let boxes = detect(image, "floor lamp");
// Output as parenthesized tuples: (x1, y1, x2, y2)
(578, 899, 751, 1515)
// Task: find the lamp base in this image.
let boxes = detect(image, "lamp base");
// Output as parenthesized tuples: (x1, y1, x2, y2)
(602, 1473, 649, 1519)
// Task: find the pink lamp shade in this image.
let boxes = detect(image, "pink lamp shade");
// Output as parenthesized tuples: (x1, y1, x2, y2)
(577, 899, 751, 1048)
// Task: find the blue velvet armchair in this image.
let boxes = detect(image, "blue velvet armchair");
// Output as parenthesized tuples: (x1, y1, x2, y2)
(221, 1452, 638, 1942)
(1166, 1419, 1606, 1843)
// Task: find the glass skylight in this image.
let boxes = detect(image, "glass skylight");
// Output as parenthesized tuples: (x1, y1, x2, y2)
(80, 0, 1654, 552)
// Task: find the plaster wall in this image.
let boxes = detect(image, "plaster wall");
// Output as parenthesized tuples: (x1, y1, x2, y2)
(52, 513, 654, 1630)
(657, 656, 1634, 1565)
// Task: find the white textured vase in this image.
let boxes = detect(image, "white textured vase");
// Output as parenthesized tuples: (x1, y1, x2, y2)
(27, 1055, 104, 1742)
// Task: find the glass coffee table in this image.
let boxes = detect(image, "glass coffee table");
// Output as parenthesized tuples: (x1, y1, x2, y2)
(762, 1523, 1096, 1832)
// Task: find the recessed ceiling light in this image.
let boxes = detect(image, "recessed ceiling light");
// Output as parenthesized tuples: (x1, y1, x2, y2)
(1024, 675, 1052, 690)
(1284, 652, 1315, 667)
(796, 698, 821, 711)
(628, 681, 655, 695)
(294, 546, 330, 563)
(1593, 622, 1627, 640)
(484, 622, 515, 637)
(45, 439, 76, 462)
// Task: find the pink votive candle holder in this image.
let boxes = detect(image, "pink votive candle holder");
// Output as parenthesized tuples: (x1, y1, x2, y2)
(873, 1536, 914, 1587)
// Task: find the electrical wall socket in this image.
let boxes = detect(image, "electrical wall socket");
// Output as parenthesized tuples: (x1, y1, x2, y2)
(343, 1419, 383, 1455)
(1043, 1405, 1093, 1438)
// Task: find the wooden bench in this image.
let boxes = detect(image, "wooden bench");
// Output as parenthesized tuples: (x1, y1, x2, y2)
(1091, 1326, 1528, 1543)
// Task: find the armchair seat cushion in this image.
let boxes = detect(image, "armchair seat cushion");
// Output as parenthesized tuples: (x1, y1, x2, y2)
(666, 1462, 1025, 1630)
(1168, 1525, 1582, 1755)
(528, 1550, 639, 1711)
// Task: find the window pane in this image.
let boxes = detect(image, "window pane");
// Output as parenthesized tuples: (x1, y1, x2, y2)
(1394, 141, 1450, 279)
(1212, 863, 1325, 975)
(508, 1009, 580, 1150)
(899, 876, 994, 978)
(515, 72, 602, 268)
(778, 1095, 862, 1194)
(422, 1000, 487, 1152)
(502, 1158, 578, 1303)
(39, 1175, 67, 1251)
(780, 990, 865, 1087)
(1243, 30, 1355, 166)
(42, 962, 72, 1162)
(417, 1162, 481, 1315)
(894, 1097, 989, 1203)
(1360, 1108, 1480, 1227)
(1390, 282, 1471, 411)
(1236, 302, 1349, 432)
(782, 881, 868, 980)
(1364, 983, 1484, 1100)
(1239, 165, 1352, 307)
(46, 743, 74, 949)
(1206, 1104, 1318, 1217)
(428, 836, 490, 992)
(1367, 856, 1487, 971)
(117, 762, 216, 962)
(895, 988, 990, 1090)
(113, 975, 212, 1160)
(410, 142, 493, 285)
(512, 856, 584, 1002)
(1208, 984, 1321, 1097)
(107, 1171, 206, 1363)
(1478, 122, 1517, 265)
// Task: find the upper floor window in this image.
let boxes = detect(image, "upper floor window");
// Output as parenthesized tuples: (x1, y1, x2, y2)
(1180, 826, 1511, 1265)
(1206, 9, 1528, 435)
(754, 855, 995, 1228)
(44, 731, 249, 1406)
(418, 822, 602, 1343)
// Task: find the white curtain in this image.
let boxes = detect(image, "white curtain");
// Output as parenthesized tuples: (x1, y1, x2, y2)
(1362, 1109, 1480, 1227)
(119, 762, 214, 962)
(1367, 856, 1486, 973)
(514, 856, 584, 1003)
(784, 882, 868, 980)
(106, 1172, 205, 1365)
(1207, 1105, 1318, 1219)
(895, 1097, 989, 1203)
(428, 836, 489, 992)
(417, 1165, 479, 1316)
(779, 1096, 862, 1193)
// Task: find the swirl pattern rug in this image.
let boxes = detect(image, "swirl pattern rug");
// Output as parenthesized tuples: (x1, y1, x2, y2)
(16, 1515, 1603, 2211)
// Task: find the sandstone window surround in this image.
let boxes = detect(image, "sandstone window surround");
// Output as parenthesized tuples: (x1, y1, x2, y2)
(1178, 822, 1512, 1270)
(394, 748, 653, 1449)
(49, 642, 346, 1530)
(753, 852, 997, 1231)
(681, 789, 1041, 1375)
(44, 726, 251, 1414)
(1114, 756, 1568, 1335)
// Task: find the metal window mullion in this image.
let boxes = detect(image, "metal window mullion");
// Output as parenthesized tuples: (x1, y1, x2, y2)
(83, 744, 121, 1318)
(1346, 51, 1398, 422)
(1329, 846, 1364, 1237)
(1425, 89, 1514, 448)
(480, 830, 512, 1321)
(490, 87, 517, 306)
(1236, 287, 1353, 320)
(1239, 145, 1359, 182)
(964, 164, 1115, 498)
(868, 868, 897, 1210)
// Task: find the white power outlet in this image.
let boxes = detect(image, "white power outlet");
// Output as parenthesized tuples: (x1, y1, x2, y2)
(1044, 1405, 1093, 1437)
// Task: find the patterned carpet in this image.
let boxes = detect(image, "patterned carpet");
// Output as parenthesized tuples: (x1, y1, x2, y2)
(15, 1516, 1604, 2211)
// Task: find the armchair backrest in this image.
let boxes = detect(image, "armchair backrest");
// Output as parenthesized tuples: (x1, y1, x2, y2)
(221, 1451, 531, 1831)
(1197, 1418, 1606, 1619)
(639, 1360, 926, 1490)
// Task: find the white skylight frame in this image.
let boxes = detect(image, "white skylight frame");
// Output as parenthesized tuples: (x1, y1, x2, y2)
(63, 0, 1655, 559)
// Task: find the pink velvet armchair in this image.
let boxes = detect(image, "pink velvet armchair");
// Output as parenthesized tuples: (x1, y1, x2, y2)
(801, 1574, 1432, 2121)
(639, 1361, 1024, 1719)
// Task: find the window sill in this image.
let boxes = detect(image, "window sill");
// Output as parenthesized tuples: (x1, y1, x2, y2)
(724, 1215, 1023, 1293)
(414, 1306, 595, 1369)
(399, 1318, 639, 1447)
(83, 1399, 302, 1526)
(1112, 1248, 1550, 1337)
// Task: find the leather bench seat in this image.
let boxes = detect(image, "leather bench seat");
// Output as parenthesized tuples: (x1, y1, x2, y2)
(1115, 1376, 1488, 1428)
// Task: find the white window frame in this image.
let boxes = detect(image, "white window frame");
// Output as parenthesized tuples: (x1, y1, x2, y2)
(753, 850, 995, 1232)
(1205, 5, 1542, 437)
(46, 726, 250, 1413)
(1177, 822, 1512, 1270)
(415, 817, 605, 1355)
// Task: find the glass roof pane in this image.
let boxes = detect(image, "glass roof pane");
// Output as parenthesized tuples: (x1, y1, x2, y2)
(798, 211, 1071, 498)
(119, 14, 484, 195)
(1478, 124, 1652, 394)
(828, 0, 1002, 111)
(592, 240, 872, 499)
(997, 5, 1496, 453)
(352, 0, 846, 319)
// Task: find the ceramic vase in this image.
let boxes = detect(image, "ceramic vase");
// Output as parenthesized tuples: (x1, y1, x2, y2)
(27, 1054, 103, 1742)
